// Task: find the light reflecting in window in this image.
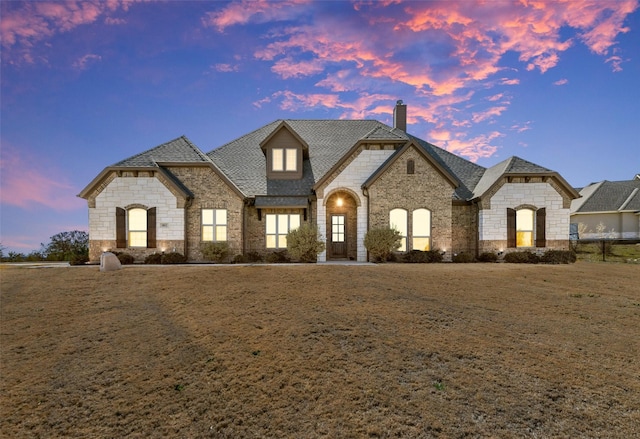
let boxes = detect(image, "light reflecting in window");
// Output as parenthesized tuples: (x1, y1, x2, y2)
(412, 208, 431, 250)
(202, 209, 227, 242)
(266, 214, 300, 248)
(285, 149, 297, 171)
(390, 208, 407, 252)
(516, 209, 534, 247)
(272, 148, 284, 171)
(128, 208, 147, 247)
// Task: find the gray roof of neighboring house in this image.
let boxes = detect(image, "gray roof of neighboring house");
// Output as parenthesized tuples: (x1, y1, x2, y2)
(112, 135, 210, 167)
(574, 179, 640, 213)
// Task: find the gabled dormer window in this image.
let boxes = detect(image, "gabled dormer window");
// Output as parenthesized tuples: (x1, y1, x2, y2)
(272, 148, 297, 172)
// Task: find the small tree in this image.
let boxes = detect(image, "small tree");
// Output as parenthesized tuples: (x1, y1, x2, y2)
(41, 230, 89, 261)
(364, 228, 401, 262)
(287, 223, 325, 262)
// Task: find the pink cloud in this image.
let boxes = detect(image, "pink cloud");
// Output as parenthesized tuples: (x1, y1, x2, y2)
(554, 78, 569, 86)
(202, 0, 311, 32)
(72, 53, 101, 70)
(0, 143, 84, 211)
(214, 63, 239, 73)
(0, 0, 143, 64)
(439, 131, 503, 163)
(472, 106, 507, 123)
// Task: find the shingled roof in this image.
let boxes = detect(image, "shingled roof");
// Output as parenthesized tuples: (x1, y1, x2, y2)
(90, 119, 574, 204)
(207, 120, 407, 197)
(113, 135, 210, 167)
(573, 179, 640, 213)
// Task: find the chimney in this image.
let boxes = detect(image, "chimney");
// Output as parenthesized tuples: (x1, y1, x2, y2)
(393, 100, 407, 131)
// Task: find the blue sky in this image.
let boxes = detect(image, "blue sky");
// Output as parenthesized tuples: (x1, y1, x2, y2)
(1, 0, 639, 253)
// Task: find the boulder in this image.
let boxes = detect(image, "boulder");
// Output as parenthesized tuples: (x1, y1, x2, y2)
(100, 252, 122, 272)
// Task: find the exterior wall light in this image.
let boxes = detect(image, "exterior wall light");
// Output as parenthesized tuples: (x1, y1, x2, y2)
(336, 197, 343, 207)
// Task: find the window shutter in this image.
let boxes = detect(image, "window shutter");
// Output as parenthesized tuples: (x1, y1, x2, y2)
(116, 207, 126, 248)
(536, 208, 546, 248)
(407, 159, 415, 174)
(147, 207, 156, 248)
(507, 208, 516, 248)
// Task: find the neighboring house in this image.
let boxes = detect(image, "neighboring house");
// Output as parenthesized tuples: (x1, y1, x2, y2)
(79, 102, 579, 262)
(570, 175, 640, 239)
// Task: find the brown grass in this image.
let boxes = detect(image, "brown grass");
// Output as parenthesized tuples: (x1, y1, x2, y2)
(1, 262, 639, 438)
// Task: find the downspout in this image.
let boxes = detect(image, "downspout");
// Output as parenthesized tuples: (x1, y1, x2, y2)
(363, 187, 370, 262)
(184, 197, 193, 260)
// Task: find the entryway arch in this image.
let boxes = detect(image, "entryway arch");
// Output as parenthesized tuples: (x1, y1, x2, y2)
(325, 189, 359, 260)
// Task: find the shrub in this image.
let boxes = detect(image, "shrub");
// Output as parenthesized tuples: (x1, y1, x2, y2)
(364, 228, 402, 262)
(144, 253, 163, 264)
(265, 250, 290, 263)
(246, 251, 263, 263)
(477, 252, 498, 263)
(161, 252, 187, 264)
(201, 242, 230, 263)
(287, 223, 325, 263)
(452, 252, 475, 263)
(114, 252, 135, 265)
(504, 251, 540, 264)
(403, 250, 443, 263)
(69, 255, 89, 266)
(541, 250, 576, 264)
(232, 254, 248, 264)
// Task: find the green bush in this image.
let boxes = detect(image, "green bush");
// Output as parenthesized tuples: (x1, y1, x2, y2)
(113, 252, 135, 265)
(452, 252, 475, 263)
(265, 250, 290, 263)
(144, 253, 163, 264)
(69, 255, 89, 266)
(232, 254, 248, 264)
(161, 252, 187, 264)
(246, 251, 263, 263)
(541, 250, 576, 264)
(403, 250, 443, 263)
(504, 251, 540, 264)
(364, 228, 402, 262)
(477, 252, 498, 263)
(201, 242, 230, 263)
(287, 224, 325, 263)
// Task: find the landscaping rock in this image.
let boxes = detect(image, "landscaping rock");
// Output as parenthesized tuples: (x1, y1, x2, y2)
(100, 252, 122, 272)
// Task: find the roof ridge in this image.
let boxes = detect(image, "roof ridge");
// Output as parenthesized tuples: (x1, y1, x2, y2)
(111, 135, 189, 167)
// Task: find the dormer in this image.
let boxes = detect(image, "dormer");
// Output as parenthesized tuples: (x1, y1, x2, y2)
(260, 121, 309, 180)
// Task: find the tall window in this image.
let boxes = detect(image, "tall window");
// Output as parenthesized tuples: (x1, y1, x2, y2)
(412, 208, 431, 251)
(202, 209, 227, 242)
(390, 208, 408, 252)
(128, 208, 147, 247)
(272, 148, 297, 172)
(266, 214, 300, 248)
(516, 208, 534, 247)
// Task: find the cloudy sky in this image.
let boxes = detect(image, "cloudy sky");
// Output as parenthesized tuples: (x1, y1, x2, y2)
(1, 0, 639, 253)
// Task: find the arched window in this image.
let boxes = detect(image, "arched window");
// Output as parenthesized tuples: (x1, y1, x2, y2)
(128, 208, 148, 247)
(412, 208, 431, 251)
(516, 208, 534, 247)
(507, 207, 545, 248)
(390, 208, 408, 251)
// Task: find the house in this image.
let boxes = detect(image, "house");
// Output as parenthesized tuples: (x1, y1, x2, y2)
(570, 175, 640, 239)
(79, 102, 579, 262)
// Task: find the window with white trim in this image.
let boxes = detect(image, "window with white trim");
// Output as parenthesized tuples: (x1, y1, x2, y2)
(272, 148, 297, 172)
(202, 209, 227, 242)
(516, 208, 534, 247)
(128, 208, 147, 247)
(412, 208, 431, 251)
(266, 214, 300, 248)
(390, 208, 408, 252)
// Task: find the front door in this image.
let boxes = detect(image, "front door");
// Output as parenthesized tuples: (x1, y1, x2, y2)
(330, 214, 347, 258)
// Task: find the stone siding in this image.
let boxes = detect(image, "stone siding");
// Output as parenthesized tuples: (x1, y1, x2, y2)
(316, 147, 395, 261)
(367, 146, 455, 258)
(88, 174, 185, 262)
(452, 203, 477, 255)
(479, 182, 571, 251)
(166, 166, 244, 262)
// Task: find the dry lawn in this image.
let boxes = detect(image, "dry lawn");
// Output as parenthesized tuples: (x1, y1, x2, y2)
(1, 262, 639, 438)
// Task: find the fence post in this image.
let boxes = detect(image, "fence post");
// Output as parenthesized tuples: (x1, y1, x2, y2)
(602, 239, 606, 262)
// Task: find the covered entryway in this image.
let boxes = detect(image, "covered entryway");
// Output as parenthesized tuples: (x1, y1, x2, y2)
(326, 191, 357, 260)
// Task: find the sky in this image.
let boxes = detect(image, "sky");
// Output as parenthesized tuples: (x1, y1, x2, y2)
(1, 0, 639, 254)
